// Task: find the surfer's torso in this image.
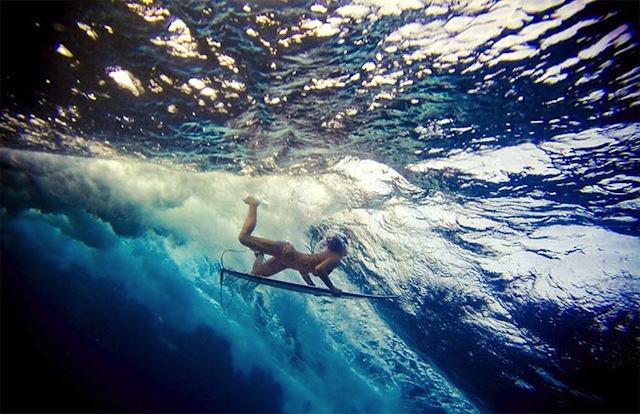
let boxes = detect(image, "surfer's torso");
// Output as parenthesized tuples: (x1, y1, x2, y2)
(278, 242, 339, 275)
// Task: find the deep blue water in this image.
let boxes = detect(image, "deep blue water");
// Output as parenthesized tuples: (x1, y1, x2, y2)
(1, 1, 639, 413)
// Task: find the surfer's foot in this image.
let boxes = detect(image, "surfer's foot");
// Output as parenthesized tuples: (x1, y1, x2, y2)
(243, 196, 260, 207)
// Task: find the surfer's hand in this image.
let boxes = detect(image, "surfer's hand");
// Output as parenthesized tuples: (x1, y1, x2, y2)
(330, 287, 342, 297)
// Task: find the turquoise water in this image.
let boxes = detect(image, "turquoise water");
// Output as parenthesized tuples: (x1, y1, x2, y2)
(1, 1, 639, 412)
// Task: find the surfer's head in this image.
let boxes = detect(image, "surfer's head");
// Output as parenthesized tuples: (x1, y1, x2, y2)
(326, 233, 348, 256)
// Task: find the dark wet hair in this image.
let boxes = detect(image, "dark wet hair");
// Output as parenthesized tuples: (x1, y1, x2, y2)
(327, 234, 348, 255)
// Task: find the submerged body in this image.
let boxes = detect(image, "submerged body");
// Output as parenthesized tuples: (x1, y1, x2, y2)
(238, 196, 346, 296)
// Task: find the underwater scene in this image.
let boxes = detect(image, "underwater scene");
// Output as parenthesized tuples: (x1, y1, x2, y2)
(1, 0, 638, 412)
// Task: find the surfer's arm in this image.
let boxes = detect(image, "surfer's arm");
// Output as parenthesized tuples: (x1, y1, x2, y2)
(313, 259, 342, 297)
(299, 272, 316, 286)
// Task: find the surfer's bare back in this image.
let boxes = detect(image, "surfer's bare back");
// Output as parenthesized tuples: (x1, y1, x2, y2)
(238, 196, 347, 297)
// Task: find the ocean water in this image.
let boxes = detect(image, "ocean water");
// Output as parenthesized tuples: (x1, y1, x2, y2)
(1, 0, 638, 413)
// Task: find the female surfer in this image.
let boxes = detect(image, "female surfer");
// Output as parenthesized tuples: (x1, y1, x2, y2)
(238, 196, 347, 297)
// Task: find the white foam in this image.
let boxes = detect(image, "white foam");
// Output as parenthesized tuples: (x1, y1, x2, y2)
(407, 143, 559, 183)
(1, 149, 478, 413)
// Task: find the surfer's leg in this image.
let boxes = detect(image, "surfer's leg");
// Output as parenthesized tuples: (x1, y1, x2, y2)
(252, 256, 287, 277)
(239, 196, 260, 236)
(238, 196, 284, 256)
(251, 252, 265, 274)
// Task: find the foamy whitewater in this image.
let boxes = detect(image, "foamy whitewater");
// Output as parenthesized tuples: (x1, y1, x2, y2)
(1, 1, 638, 412)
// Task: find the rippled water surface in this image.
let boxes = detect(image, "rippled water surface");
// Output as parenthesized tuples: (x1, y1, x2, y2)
(1, 1, 639, 413)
